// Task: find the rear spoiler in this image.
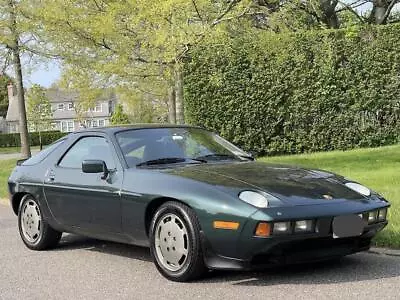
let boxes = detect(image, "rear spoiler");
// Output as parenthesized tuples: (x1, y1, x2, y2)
(16, 158, 28, 166)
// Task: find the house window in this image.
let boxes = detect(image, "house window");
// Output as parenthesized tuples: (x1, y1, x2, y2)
(95, 103, 102, 112)
(54, 121, 61, 131)
(68, 103, 74, 110)
(57, 103, 64, 111)
(98, 119, 105, 127)
(92, 120, 98, 128)
(67, 121, 74, 132)
(61, 121, 67, 132)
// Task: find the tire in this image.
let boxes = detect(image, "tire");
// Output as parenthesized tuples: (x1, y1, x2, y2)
(149, 201, 207, 282)
(18, 194, 62, 250)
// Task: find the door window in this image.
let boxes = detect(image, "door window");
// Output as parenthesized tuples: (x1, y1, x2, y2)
(59, 136, 116, 169)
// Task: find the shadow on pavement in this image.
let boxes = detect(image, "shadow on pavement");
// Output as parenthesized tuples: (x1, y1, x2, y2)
(54, 234, 152, 262)
(202, 254, 400, 285)
(53, 234, 400, 285)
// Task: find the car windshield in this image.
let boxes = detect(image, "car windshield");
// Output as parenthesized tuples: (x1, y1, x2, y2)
(115, 127, 251, 168)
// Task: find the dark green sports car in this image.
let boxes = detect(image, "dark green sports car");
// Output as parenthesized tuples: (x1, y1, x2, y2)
(8, 125, 389, 281)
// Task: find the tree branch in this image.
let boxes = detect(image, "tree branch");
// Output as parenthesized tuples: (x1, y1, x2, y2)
(191, 0, 203, 24)
(337, 0, 366, 23)
(382, 0, 399, 24)
(212, 0, 241, 27)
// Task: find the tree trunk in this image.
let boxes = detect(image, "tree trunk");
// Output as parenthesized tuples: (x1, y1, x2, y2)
(175, 65, 185, 124)
(319, 0, 340, 29)
(168, 86, 176, 124)
(9, 0, 31, 158)
(370, 0, 390, 24)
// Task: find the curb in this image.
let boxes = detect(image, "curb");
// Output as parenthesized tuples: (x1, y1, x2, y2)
(369, 247, 400, 257)
(0, 199, 9, 206)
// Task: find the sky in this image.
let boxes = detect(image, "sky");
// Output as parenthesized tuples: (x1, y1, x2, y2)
(24, 61, 61, 88)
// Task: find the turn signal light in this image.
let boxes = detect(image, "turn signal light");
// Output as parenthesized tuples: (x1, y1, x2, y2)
(213, 221, 240, 230)
(255, 222, 271, 237)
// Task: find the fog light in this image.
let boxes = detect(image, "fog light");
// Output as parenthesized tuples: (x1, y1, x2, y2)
(294, 220, 313, 233)
(273, 222, 291, 234)
(378, 208, 387, 221)
(368, 210, 378, 223)
(255, 222, 271, 237)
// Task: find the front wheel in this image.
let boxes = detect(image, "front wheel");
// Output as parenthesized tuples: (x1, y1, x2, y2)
(18, 194, 62, 250)
(149, 201, 207, 282)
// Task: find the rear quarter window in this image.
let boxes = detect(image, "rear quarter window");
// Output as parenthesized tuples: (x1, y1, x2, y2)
(22, 139, 66, 166)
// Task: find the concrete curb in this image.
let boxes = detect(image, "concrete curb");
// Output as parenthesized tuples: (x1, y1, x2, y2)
(369, 247, 400, 257)
(0, 199, 9, 206)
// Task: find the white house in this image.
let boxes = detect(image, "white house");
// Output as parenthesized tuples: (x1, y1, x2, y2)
(6, 84, 117, 133)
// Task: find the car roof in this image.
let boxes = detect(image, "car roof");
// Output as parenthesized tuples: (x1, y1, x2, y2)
(70, 124, 204, 135)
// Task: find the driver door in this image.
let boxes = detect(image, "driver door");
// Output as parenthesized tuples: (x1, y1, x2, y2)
(43, 134, 123, 234)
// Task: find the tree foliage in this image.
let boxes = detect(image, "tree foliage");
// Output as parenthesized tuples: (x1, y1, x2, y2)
(110, 104, 130, 125)
(251, 1, 400, 30)
(185, 24, 400, 155)
(26, 84, 53, 132)
(0, 73, 10, 117)
(35, 0, 253, 124)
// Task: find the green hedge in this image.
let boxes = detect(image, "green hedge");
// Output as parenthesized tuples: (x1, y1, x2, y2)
(184, 25, 400, 155)
(0, 131, 67, 148)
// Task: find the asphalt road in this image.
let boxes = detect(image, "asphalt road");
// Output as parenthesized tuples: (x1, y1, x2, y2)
(1, 204, 399, 300)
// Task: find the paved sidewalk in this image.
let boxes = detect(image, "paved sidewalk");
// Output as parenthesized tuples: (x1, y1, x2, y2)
(0, 150, 40, 160)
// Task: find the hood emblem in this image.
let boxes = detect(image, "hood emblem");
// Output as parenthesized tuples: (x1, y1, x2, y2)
(323, 194, 333, 200)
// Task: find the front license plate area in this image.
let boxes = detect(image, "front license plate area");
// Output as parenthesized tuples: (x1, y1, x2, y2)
(332, 215, 365, 239)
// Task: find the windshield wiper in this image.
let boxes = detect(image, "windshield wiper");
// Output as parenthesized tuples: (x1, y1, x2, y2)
(136, 157, 206, 167)
(194, 154, 238, 161)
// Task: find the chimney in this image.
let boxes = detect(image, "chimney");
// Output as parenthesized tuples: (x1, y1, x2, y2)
(7, 82, 16, 100)
(6, 82, 19, 122)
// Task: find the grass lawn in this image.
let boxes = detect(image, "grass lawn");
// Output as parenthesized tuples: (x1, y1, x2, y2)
(260, 144, 400, 248)
(0, 159, 18, 205)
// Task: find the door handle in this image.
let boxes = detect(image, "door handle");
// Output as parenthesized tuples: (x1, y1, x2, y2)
(46, 169, 56, 183)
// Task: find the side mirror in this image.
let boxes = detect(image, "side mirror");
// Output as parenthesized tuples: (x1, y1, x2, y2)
(82, 160, 109, 179)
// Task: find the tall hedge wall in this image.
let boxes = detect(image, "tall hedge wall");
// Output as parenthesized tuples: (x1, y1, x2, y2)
(0, 131, 67, 148)
(184, 25, 400, 155)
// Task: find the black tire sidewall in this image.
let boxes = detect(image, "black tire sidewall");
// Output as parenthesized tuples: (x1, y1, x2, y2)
(150, 202, 202, 281)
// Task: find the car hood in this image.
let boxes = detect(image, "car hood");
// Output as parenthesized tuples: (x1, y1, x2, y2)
(164, 161, 365, 206)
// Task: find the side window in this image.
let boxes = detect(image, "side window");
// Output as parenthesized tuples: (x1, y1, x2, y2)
(59, 136, 116, 169)
(22, 139, 66, 166)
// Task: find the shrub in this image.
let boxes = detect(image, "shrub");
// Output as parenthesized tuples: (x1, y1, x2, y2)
(0, 131, 67, 148)
(184, 25, 400, 155)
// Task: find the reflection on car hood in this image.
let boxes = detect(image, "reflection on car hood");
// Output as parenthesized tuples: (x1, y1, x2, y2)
(164, 162, 365, 206)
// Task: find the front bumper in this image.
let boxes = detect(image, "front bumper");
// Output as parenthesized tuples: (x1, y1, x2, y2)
(202, 220, 387, 271)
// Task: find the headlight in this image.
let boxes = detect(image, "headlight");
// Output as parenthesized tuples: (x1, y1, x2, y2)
(273, 221, 291, 234)
(294, 220, 314, 233)
(239, 191, 278, 208)
(368, 210, 378, 223)
(345, 182, 371, 196)
(378, 208, 388, 221)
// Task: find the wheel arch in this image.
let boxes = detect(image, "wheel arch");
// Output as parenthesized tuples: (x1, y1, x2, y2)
(144, 197, 194, 237)
(11, 192, 30, 215)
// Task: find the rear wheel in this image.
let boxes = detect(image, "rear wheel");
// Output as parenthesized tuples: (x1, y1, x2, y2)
(18, 194, 62, 250)
(149, 201, 207, 282)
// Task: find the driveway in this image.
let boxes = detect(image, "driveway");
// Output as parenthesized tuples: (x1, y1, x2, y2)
(0, 204, 399, 300)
